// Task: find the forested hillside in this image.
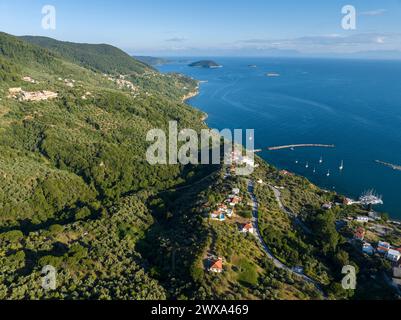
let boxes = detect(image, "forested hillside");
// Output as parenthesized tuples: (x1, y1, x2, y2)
(0, 32, 397, 300)
(20, 35, 152, 75)
(0, 32, 210, 299)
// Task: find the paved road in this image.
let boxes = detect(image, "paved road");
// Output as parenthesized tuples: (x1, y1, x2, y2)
(247, 180, 326, 297)
(269, 185, 312, 235)
(248, 181, 288, 270)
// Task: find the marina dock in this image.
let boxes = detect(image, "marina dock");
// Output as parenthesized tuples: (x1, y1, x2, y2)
(375, 160, 401, 171)
(267, 144, 335, 151)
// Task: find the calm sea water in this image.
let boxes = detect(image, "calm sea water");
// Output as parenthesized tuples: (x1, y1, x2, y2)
(158, 57, 401, 219)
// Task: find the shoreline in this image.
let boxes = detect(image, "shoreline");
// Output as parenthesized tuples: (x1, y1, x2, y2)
(201, 112, 208, 122)
(181, 89, 199, 103)
(169, 68, 399, 221)
(181, 85, 208, 122)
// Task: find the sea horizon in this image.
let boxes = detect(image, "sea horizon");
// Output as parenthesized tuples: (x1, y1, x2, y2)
(158, 57, 401, 220)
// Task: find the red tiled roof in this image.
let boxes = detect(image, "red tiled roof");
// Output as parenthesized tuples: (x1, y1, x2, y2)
(280, 170, 293, 176)
(210, 258, 223, 270)
(378, 246, 390, 252)
(243, 223, 253, 230)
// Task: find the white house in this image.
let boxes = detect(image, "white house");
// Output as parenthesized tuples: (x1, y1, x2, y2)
(356, 216, 370, 223)
(343, 198, 356, 206)
(228, 196, 242, 207)
(322, 203, 332, 210)
(386, 249, 401, 262)
(232, 188, 240, 195)
(241, 223, 255, 234)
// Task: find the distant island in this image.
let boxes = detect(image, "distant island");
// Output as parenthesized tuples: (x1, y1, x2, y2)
(189, 60, 222, 68)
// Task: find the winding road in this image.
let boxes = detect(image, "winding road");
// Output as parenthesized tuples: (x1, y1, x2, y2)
(269, 185, 312, 235)
(247, 180, 326, 297)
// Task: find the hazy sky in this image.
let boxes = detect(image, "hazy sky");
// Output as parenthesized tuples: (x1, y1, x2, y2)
(1, 0, 401, 56)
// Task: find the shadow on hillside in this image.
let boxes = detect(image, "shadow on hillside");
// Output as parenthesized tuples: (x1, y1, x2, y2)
(135, 167, 216, 298)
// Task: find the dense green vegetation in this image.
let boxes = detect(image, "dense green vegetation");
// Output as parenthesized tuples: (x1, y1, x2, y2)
(134, 56, 170, 66)
(0, 32, 208, 298)
(251, 159, 397, 300)
(0, 32, 204, 228)
(20, 36, 152, 75)
(0, 32, 398, 300)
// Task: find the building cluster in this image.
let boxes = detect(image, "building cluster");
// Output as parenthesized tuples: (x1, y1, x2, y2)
(8, 87, 58, 102)
(357, 230, 401, 262)
(350, 210, 401, 264)
(322, 197, 359, 211)
(210, 188, 242, 222)
(229, 150, 258, 173)
(115, 78, 138, 91)
(105, 74, 139, 93)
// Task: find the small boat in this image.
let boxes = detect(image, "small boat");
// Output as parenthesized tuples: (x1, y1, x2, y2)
(266, 72, 280, 77)
(339, 160, 344, 171)
(290, 147, 295, 151)
(319, 156, 323, 164)
(326, 170, 330, 177)
(313, 167, 316, 173)
(295, 160, 299, 164)
(305, 162, 309, 169)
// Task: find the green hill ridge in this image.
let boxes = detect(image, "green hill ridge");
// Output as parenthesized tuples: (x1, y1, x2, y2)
(20, 35, 152, 75)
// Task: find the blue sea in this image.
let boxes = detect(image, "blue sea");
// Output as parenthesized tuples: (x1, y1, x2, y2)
(158, 57, 401, 219)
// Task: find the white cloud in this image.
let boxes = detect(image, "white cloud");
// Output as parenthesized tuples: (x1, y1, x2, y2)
(360, 9, 387, 16)
(235, 33, 401, 54)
